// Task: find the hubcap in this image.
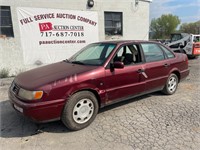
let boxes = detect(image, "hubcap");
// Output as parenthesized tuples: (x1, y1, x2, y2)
(167, 76, 177, 93)
(73, 98, 94, 124)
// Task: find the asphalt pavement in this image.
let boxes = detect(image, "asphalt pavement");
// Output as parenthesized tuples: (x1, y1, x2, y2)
(0, 57, 200, 150)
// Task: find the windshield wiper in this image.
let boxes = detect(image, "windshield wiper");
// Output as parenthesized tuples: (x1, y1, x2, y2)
(71, 61, 85, 65)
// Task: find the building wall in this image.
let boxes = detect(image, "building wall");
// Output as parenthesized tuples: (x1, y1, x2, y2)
(0, 0, 150, 76)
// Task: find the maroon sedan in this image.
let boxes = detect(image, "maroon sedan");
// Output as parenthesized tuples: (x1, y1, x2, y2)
(9, 41, 189, 130)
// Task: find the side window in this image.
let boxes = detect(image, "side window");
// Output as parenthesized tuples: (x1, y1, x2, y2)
(113, 44, 141, 65)
(141, 43, 165, 62)
(160, 45, 175, 59)
(117, 46, 132, 56)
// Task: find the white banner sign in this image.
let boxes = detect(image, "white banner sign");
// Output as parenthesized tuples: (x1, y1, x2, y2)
(17, 7, 99, 65)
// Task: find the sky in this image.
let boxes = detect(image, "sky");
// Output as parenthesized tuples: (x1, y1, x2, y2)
(150, 0, 200, 23)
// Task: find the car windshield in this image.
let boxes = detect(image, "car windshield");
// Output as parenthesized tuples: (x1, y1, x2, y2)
(69, 43, 116, 66)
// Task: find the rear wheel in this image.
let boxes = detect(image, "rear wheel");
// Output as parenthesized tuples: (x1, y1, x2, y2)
(162, 73, 178, 95)
(61, 91, 99, 131)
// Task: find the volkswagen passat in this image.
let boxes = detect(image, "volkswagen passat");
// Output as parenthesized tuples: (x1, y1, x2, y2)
(9, 41, 189, 130)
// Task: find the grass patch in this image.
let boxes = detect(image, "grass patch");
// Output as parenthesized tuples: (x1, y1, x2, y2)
(0, 68, 10, 78)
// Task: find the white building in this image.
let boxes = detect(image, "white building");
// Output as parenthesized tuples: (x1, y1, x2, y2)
(0, 0, 152, 76)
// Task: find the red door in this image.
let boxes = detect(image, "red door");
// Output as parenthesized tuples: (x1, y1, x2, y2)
(104, 64, 146, 104)
(144, 60, 170, 91)
(140, 43, 171, 91)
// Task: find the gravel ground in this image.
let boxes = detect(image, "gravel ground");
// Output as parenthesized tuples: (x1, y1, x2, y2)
(0, 57, 200, 150)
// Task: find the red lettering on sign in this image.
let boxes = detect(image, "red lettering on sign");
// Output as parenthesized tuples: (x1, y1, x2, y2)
(39, 22, 52, 31)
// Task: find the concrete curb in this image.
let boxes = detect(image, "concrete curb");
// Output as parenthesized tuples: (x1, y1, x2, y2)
(0, 78, 14, 86)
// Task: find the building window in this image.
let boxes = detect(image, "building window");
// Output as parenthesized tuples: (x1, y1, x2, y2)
(0, 6, 14, 37)
(104, 12, 122, 36)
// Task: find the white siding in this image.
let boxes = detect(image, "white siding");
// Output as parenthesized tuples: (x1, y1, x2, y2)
(0, 0, 150, 75)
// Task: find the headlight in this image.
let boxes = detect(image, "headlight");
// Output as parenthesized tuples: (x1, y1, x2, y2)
(18, 88, 43, 100)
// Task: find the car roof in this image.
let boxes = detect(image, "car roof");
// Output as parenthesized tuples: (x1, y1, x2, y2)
(94, 40, 159, 45)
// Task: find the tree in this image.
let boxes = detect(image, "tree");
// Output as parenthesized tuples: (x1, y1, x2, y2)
(150, 14, 181, 39)
(180, 20, 200, 34)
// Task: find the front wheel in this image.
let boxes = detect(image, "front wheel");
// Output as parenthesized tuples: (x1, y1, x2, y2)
(162, 73, 178, 95)
(61, 91, 99, 131)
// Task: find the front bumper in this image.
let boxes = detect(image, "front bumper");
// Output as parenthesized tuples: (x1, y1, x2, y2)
(9, 90, 66, 122)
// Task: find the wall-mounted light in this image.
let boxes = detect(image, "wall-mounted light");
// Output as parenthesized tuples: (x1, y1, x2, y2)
(87, 0, 94, 8)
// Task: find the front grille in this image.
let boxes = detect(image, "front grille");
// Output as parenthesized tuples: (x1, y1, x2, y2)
(11, 83, 20, 95)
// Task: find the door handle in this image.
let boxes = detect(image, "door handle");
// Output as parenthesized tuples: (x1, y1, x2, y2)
(137, 69, 148, 78)
(137, 69, 145, 73)
(164, 63, 170, 67)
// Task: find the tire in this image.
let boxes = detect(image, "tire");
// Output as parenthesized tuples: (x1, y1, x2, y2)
(61, 91, 99, 131)
(162, 73, 178, 95)
(188, 55, 197, 59)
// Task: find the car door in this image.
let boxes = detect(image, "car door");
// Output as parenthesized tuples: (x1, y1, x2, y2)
(140, 43, 170, 91)
(104, 44, 146, 104)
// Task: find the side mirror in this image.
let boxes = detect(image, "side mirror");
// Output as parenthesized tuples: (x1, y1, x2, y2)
(112, 61, 124, 69)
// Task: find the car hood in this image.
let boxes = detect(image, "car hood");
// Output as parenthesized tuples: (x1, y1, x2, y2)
(14, 61, 98, 90)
